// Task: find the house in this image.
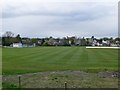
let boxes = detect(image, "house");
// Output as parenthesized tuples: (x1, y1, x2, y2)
(92, 40, 96, 46)
(48, 38, 57, 46)
(59, 39, 69, 46)
(110, 43, 117, 47)
(38, 39, 43, 45)
(74, 38, 81, 46)
(13, 43, 23, 48)
(102, 40, 110, 46)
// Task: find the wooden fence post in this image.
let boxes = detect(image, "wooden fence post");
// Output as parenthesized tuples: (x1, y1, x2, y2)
(18, 75, 21, 88)
(65, 82, 67, 90)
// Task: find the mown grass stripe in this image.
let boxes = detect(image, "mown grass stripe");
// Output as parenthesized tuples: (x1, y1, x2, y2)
(2, 47, 118, 75)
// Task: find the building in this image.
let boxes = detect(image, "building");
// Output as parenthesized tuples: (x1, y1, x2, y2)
(102, 40, 110, 46)
(74, 38, 81, 46)
(13, 43, 23, 48)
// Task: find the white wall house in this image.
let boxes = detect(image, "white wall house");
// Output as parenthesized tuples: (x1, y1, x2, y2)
(13, 43, 23, 48)
(102, 40, 110, 46)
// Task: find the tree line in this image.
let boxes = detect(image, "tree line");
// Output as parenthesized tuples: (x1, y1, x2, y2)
(1, 31, 120, 46)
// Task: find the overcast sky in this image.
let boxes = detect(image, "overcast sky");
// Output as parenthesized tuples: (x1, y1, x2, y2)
(1, 0, 118, 38)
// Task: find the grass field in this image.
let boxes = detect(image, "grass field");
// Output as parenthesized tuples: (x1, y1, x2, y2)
(2, 47, 118, 75)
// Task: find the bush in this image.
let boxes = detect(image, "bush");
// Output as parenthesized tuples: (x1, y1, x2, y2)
(2, 82, 17, 88)
(42, 42, 49, 46)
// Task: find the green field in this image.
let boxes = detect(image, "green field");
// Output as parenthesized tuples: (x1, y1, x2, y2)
(2, 47, 118, 75)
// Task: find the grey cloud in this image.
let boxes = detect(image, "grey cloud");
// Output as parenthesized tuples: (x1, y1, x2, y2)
(2, 2, 118, 38)
(2, 2, 116, 21)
